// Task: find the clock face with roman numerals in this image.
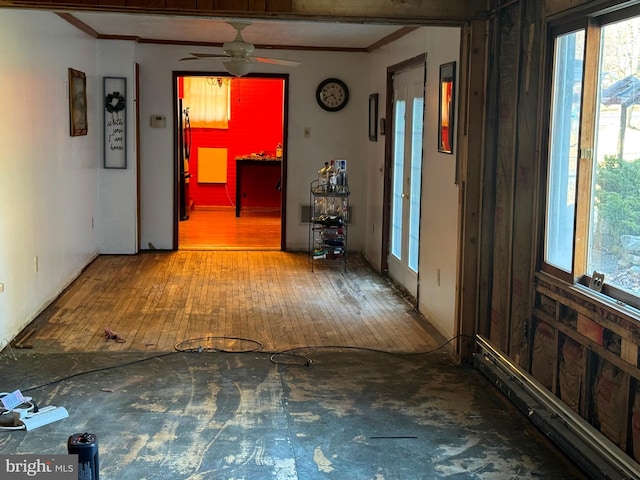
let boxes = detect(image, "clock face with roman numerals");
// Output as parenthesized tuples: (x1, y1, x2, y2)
(316, 78, 349, 112)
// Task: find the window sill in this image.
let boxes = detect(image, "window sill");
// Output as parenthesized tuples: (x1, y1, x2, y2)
(535, 271, 640, 329)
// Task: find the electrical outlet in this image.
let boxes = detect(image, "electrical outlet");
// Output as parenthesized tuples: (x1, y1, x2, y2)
(304, 127, 311, 138)
(0, 282, 4, 293)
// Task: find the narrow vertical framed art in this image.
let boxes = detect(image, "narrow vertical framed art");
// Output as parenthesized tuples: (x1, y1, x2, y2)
(369, 93, 378, 141)
(438, 62, 456, 154)
(68, 68, 87, 136)
(103, 77, 127, 169)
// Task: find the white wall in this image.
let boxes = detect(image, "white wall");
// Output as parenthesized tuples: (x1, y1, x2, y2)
(366, 27, 461, 338)
(97, 40, 138, 254)
(283, 51, 370, 251)
(136, 44, 370, 251)
(0, 10, 460, 346)
(0, 10, 101, 344)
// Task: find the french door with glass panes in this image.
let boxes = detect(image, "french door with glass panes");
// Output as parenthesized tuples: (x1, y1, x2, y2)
(388, 65, 425, 298)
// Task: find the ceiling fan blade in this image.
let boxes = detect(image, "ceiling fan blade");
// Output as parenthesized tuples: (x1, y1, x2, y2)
(178, 21, 300, 70)
(253, 57, 301, 67)
(181, 53, 229, 60)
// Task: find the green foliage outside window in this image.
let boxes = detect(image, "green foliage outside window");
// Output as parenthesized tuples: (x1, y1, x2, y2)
(595, 155, 640, 252)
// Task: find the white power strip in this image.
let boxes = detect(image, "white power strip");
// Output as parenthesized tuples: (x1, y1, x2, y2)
(20, 406, 69, 431)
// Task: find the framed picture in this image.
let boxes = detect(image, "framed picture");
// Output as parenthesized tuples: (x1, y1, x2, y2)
(438, 62, 456, 154)
(369, 93, 378, 141)
(103, 77, 127, 169)
(68, 68, 87, 136)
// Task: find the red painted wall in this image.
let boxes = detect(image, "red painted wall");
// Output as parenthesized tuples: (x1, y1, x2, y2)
(185, 77, 284, 208)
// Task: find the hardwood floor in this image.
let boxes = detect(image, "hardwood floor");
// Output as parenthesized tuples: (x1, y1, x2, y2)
(179, 208, 281, 250)
(27, 251, 445, 354)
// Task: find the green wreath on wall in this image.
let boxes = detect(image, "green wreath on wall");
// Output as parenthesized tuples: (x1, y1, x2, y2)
(105, 91, 125, 116)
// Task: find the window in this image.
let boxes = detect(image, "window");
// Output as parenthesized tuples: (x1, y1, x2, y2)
(183, 77, 231, 129)
(545, 29, 584, 272)
(408, 97, 424, 272)
(543, 6, 640, 307)
(391, 100, 406, 259)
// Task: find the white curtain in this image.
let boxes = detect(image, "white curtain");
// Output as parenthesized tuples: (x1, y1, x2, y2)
(183, 77, 230, 129)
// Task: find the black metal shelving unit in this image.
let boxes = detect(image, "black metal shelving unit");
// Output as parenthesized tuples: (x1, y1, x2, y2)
(309, 180, 349, 272)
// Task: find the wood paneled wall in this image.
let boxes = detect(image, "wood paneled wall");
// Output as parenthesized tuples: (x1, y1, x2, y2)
(0, 0, 293, 13)
(481, 0, 640, 461)
(482, 0, 544, 365)
(0, 0, 485, 22)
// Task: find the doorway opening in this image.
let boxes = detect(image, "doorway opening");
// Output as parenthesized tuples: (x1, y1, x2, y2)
(173, 73, 288, 250)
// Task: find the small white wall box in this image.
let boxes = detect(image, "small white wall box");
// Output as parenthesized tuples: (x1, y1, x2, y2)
(150, 115, 166, 128)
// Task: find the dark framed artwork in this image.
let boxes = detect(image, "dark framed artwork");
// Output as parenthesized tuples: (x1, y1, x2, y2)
(68, 68, 88, 137)
(103, 77, 127, 169)
(369, 93, 378, 141)
(438, 62, 456, 154)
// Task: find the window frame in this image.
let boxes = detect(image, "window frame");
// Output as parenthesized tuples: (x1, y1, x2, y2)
(540, 3, 640, 310)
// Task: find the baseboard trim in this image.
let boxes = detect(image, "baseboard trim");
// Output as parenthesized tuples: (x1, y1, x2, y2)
(474, 335, 640, 480)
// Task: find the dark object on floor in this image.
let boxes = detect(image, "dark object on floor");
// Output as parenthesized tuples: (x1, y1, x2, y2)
(68, 432, 99, 480)
(104, 328, 126, 343)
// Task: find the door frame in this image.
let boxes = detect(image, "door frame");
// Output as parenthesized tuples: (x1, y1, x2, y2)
(171, 71, 289, 250)
(135, 62, 141, 252)
(381, 53, 427, 274)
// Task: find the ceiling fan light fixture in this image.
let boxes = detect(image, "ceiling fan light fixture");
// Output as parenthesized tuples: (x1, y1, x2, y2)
(181, 20, 300, 73)
(223, 59, 253, 77)
(223, 39, 254, 57)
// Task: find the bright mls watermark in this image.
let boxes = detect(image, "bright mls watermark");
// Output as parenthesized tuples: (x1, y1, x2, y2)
(0, 455, 77, 479)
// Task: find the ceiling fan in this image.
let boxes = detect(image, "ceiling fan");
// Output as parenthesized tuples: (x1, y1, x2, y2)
(180, 21, 301, 77)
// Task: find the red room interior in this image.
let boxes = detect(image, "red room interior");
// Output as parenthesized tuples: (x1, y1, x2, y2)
(179, 76, 284, 209)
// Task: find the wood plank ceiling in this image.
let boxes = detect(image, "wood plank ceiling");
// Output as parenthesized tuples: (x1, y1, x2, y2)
(0, 0, 487, 24)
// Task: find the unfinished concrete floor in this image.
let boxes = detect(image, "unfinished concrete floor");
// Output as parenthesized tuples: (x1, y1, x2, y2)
(1, 348, 588, 479)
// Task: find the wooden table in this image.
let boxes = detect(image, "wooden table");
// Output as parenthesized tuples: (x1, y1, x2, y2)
(235, 156, 282, 217)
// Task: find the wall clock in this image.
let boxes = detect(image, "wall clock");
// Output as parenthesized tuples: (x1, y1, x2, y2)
(316, 78, 349, 112)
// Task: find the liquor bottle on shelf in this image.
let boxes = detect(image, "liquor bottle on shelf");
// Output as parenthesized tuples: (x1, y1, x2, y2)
(318, 162, 330, 186)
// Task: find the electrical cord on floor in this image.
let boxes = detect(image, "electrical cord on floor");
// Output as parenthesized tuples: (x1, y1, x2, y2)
(266, 334, 474, 366)
(172, 334, 471, 366)
(0, 421, 25, 431)
(174, 336, 263, 353)
(0, 392, 37, 432)
(1, 335, 473, 396)
(16, 352, 179, 394)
